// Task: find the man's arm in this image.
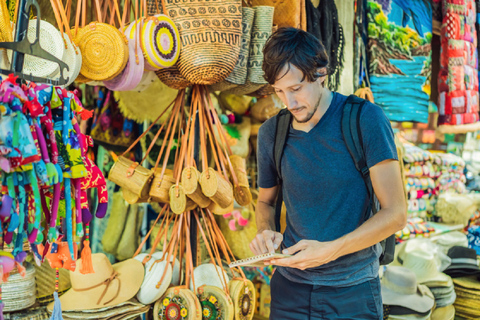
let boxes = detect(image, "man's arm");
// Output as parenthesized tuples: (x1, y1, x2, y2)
(271, 159, 406, 270)
(249, 185, 284, 255)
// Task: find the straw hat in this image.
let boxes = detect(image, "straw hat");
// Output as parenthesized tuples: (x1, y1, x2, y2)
(55, 300, 148, 319)
(381, 266, 435, 313)
(154, 287, 202, 320)
(190, 264, 230, 292)
(114, 77, 176, 123)
(47, 253, 144, 311)
(403, 249, 452, 287)
(387, 310, 432, 320)
(196, 285, 234, 320)
(431, 305, 455, 320)
(453, 276, 480, 290)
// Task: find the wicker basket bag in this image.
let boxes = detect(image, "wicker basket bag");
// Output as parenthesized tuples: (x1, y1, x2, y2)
(73, 0, 129, 81)
(150, 0, 243, 85)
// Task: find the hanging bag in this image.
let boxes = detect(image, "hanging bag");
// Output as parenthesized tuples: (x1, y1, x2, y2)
(150, 0, 243, 85)
(108, 94, 177, 201)
(73, 0, 129, 81)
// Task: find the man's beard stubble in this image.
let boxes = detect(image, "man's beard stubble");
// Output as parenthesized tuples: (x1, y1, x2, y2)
(293, 90, 323, 124)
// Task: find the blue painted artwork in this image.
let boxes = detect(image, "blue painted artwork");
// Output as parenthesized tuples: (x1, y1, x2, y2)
(367, 0, 432, 123)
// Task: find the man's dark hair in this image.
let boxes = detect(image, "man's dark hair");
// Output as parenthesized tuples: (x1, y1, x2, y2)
(262, 27, 329, 85)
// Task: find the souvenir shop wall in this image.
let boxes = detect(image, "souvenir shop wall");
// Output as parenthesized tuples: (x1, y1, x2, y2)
(0, 0, 480, 319)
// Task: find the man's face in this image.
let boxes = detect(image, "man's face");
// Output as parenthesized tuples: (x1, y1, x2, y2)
(272, 64, 326, 124)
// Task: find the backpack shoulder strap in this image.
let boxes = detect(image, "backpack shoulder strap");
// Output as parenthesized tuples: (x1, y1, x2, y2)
(341, 95, 376, 216)
(274, 108, 292, 182)
(273, 108, 291, 232)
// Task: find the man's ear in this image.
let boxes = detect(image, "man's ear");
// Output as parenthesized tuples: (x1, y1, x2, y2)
(317, 67, 328, 85)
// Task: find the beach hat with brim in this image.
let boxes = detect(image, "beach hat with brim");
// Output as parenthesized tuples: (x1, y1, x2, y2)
(381, 266, 435, 314)
(47, 254, 144, 311)
(403, 249, 452, 287)
(431, 305, 455, 320)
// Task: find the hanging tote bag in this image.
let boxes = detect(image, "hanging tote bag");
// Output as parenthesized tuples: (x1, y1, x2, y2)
(150, 0, 243, 85)
(140, 0, 181, 71)
(104, 0, 145, 91)
(73, 0, 129, 81)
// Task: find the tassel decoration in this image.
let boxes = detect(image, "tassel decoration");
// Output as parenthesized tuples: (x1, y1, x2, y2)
(80, 224, 94, 274)
(50, 268, 63, 320)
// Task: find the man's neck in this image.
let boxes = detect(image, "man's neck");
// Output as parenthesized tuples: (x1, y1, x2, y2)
(292, 89, 333, 133)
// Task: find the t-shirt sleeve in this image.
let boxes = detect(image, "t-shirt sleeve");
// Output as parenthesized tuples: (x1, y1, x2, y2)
(359, 102, 398, 168)
(257, 118, 279, 188)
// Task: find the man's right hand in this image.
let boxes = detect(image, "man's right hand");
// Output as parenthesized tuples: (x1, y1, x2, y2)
(250, 229, 283, 255)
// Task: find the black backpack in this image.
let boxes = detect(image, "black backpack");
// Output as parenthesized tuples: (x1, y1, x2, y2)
(273, 95, 395, 265)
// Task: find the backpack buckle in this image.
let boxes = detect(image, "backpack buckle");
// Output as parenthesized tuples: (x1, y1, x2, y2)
(360, 166, 369, 178)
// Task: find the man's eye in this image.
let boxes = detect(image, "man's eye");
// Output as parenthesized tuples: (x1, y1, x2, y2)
(292, 87, 301, 92)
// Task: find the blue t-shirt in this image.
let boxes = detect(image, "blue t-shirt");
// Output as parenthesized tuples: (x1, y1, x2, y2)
(257, 92, 398, 287)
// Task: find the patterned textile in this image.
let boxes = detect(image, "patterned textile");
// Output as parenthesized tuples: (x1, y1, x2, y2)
(437, 0, 479, 126)
(367, 0, 432, 123)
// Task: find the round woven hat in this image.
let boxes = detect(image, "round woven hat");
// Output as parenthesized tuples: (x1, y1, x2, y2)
(141, 14, 180, 70)
(196, 285, 234, 320)
(21, 19, 65, 78)
(74, 22, 129, 81)
(104, 25, 145, 91)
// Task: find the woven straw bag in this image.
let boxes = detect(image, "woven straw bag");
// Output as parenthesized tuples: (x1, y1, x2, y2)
(250, 0, 304, 29)
(224, 6, 274, 96)
(0, 0, 12, 68)
(156, 65, 193, 90)
(109, 156, 154, 200)
(210, 7, 255, 92)
(196, 285, 234, 320)
(104, 17, 145, 91)
(228, 279, 256, 320)
(73, 0, 129, 81)
(10, 19, 65, 79)
(141, 14, 181, 70)
(150, 0, 243, 85)
(154, 287, 202, 320)
(250, 93, 283, 122)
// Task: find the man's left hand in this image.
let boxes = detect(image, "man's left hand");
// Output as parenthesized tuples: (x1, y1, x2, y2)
(267, 239, 345, 270)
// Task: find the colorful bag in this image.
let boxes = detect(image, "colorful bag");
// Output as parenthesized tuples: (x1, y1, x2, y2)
(90, 89, 137, 152)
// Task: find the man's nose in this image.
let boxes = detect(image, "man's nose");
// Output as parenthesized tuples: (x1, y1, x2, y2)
(284, 93, 297, 110)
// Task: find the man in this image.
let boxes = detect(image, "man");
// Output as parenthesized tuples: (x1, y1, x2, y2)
(250, 28, 407, 319)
